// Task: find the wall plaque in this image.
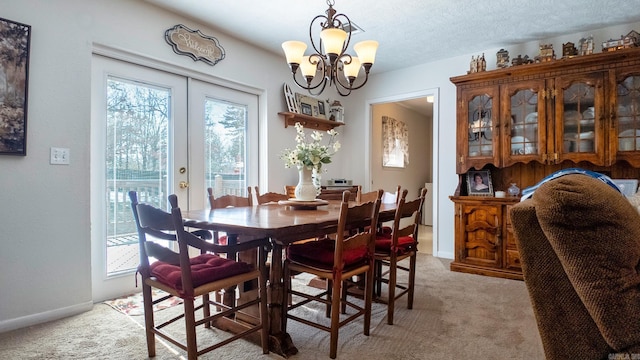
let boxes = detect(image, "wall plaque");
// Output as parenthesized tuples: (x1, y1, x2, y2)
(165, 24, 225, 66)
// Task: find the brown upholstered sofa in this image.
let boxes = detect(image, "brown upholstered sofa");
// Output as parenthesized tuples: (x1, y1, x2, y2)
(510, 174, 640, 360)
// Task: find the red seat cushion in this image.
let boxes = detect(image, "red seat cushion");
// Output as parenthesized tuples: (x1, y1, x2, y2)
(149, 253, 252, 291)
(375, 235, 416, 254)
(287, 239, 368, 269)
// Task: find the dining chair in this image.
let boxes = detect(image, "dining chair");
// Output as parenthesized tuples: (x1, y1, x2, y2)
(382, 184, 402, 204)
(373, 187, 427, 325)
(357, 186, 382, 203)
(317, 185, 359, 201)
(128, 191, 269, 360)
(207, 187, 253, 245)
(254, 186, 288, 204)
(282, 189, 383, 359)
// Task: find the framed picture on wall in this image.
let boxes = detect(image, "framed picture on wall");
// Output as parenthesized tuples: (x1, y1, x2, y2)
(0, 17, 31, 155)
(467, 170, 494, 196)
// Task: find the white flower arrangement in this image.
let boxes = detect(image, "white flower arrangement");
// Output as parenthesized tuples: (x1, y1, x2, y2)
(281, 122, 341, 172)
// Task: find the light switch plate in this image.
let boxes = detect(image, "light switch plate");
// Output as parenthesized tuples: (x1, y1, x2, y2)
(50, 147, 70, 165)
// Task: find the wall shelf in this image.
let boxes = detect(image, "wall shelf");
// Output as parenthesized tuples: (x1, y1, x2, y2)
(278, 112, 343, 131)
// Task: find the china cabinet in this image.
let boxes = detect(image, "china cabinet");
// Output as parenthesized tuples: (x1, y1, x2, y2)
(278, 111, 343, 132)
(450, 47, 640, 279)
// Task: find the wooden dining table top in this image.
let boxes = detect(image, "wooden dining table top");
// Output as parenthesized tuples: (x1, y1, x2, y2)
(182, 201, 397, 245)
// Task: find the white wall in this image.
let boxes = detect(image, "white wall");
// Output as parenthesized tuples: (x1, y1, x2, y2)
(1, 0, 639, 332)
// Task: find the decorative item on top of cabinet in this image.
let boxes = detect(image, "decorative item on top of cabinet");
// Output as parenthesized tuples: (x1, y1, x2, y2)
(496, 49, 509, 68)
(536, 44, 555, 63)
(562, 42, 578, 58)
(602, 30, 639, 52)
(468, 53, 486, 74)
(579, 34, 594, 55)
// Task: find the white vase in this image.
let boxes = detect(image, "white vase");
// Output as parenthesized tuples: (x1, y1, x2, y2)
(295, 166, 317, 201)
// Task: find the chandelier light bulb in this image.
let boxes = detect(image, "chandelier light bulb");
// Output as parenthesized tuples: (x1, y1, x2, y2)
(300, 56, 317, 78)
(354, 40, 378, 66)
(320, 28, 347, 56)
(282, 41, 307, 65)
(342, 56, 361, 80)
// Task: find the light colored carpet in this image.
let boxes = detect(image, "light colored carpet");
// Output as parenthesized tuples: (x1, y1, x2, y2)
(0, 254, 544, 359)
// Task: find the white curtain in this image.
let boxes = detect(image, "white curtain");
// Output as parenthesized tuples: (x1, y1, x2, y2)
(382, 116, 409, 165)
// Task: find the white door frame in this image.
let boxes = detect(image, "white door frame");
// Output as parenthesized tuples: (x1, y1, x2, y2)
(364, 88, 440, 256)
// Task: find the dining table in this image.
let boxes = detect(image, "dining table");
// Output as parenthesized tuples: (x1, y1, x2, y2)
(182, 200, 397, 357)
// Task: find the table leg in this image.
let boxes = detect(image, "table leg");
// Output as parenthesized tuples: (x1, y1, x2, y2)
(268, 242, 298, 357)
(223, 234, 239, 309)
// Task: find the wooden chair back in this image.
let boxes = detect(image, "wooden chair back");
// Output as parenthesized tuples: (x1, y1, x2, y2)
(208, 187, 253, 209)
(254, 186, 288, 204)
(357, 186, 384, 203)
(381, 185, 402, 204)
(317, 185, 359, 201)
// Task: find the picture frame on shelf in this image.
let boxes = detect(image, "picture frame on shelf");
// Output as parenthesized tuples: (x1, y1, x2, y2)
(0, 17, 31, 156)
(295, 93, 327, 119)
(467, 170, 494, 196)
(318, 100, 326, 118)
(612, 179, 639, 197)
(300, 102, 312, 116)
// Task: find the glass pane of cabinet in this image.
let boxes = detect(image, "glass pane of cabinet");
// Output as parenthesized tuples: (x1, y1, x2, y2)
(468, 94, 493, 157)
(562, 82, 596, 153)
(509, 89, 539, 156)
(617, 75, 640, 152)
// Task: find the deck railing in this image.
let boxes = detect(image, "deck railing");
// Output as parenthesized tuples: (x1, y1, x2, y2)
(107, 176, 245, 241)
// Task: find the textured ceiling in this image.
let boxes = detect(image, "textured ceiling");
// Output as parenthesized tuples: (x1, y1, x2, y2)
(144, 0, 640, 75)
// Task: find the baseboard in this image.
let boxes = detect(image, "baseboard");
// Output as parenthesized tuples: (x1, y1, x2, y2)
(0, 301, 94, 333)
(435, 251, 454, 259)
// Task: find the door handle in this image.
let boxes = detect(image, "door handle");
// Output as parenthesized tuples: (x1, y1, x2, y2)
(179, 181, 189, 189)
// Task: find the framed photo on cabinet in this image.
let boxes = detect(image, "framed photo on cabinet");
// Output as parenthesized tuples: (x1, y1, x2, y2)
(467, 170, 494, 196)
(0, 17, 31, 155)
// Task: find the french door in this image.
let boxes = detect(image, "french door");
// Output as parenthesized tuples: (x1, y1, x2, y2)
(90, 54, 258, 301)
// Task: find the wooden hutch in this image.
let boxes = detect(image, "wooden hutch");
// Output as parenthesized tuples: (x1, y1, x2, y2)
(450, 47, 640, 280)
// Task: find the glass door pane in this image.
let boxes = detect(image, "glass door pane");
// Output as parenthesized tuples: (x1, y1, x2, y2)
(104, 77, 170, 276)
(204, 99, 248, 197)
(187, 79, 258, 210)
(468, 94, 493, 157)
(91, 54, 187, 302)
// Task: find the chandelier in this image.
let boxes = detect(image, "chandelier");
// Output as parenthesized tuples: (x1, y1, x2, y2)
(281, 0, 378, 96)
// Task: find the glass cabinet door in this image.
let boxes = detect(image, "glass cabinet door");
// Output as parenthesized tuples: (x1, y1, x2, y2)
(554, 73, 605, 165)
(468, 94, 494, 156)
(457, 86, 499, 173)
(501, 80, 546, 166)
(616, 73, 640, 154)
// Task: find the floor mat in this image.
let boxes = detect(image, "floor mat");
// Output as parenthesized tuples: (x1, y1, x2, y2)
(104, 289, 183, 316)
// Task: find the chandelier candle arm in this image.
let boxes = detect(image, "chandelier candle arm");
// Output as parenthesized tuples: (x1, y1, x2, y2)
(281, 0, 378, 96)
